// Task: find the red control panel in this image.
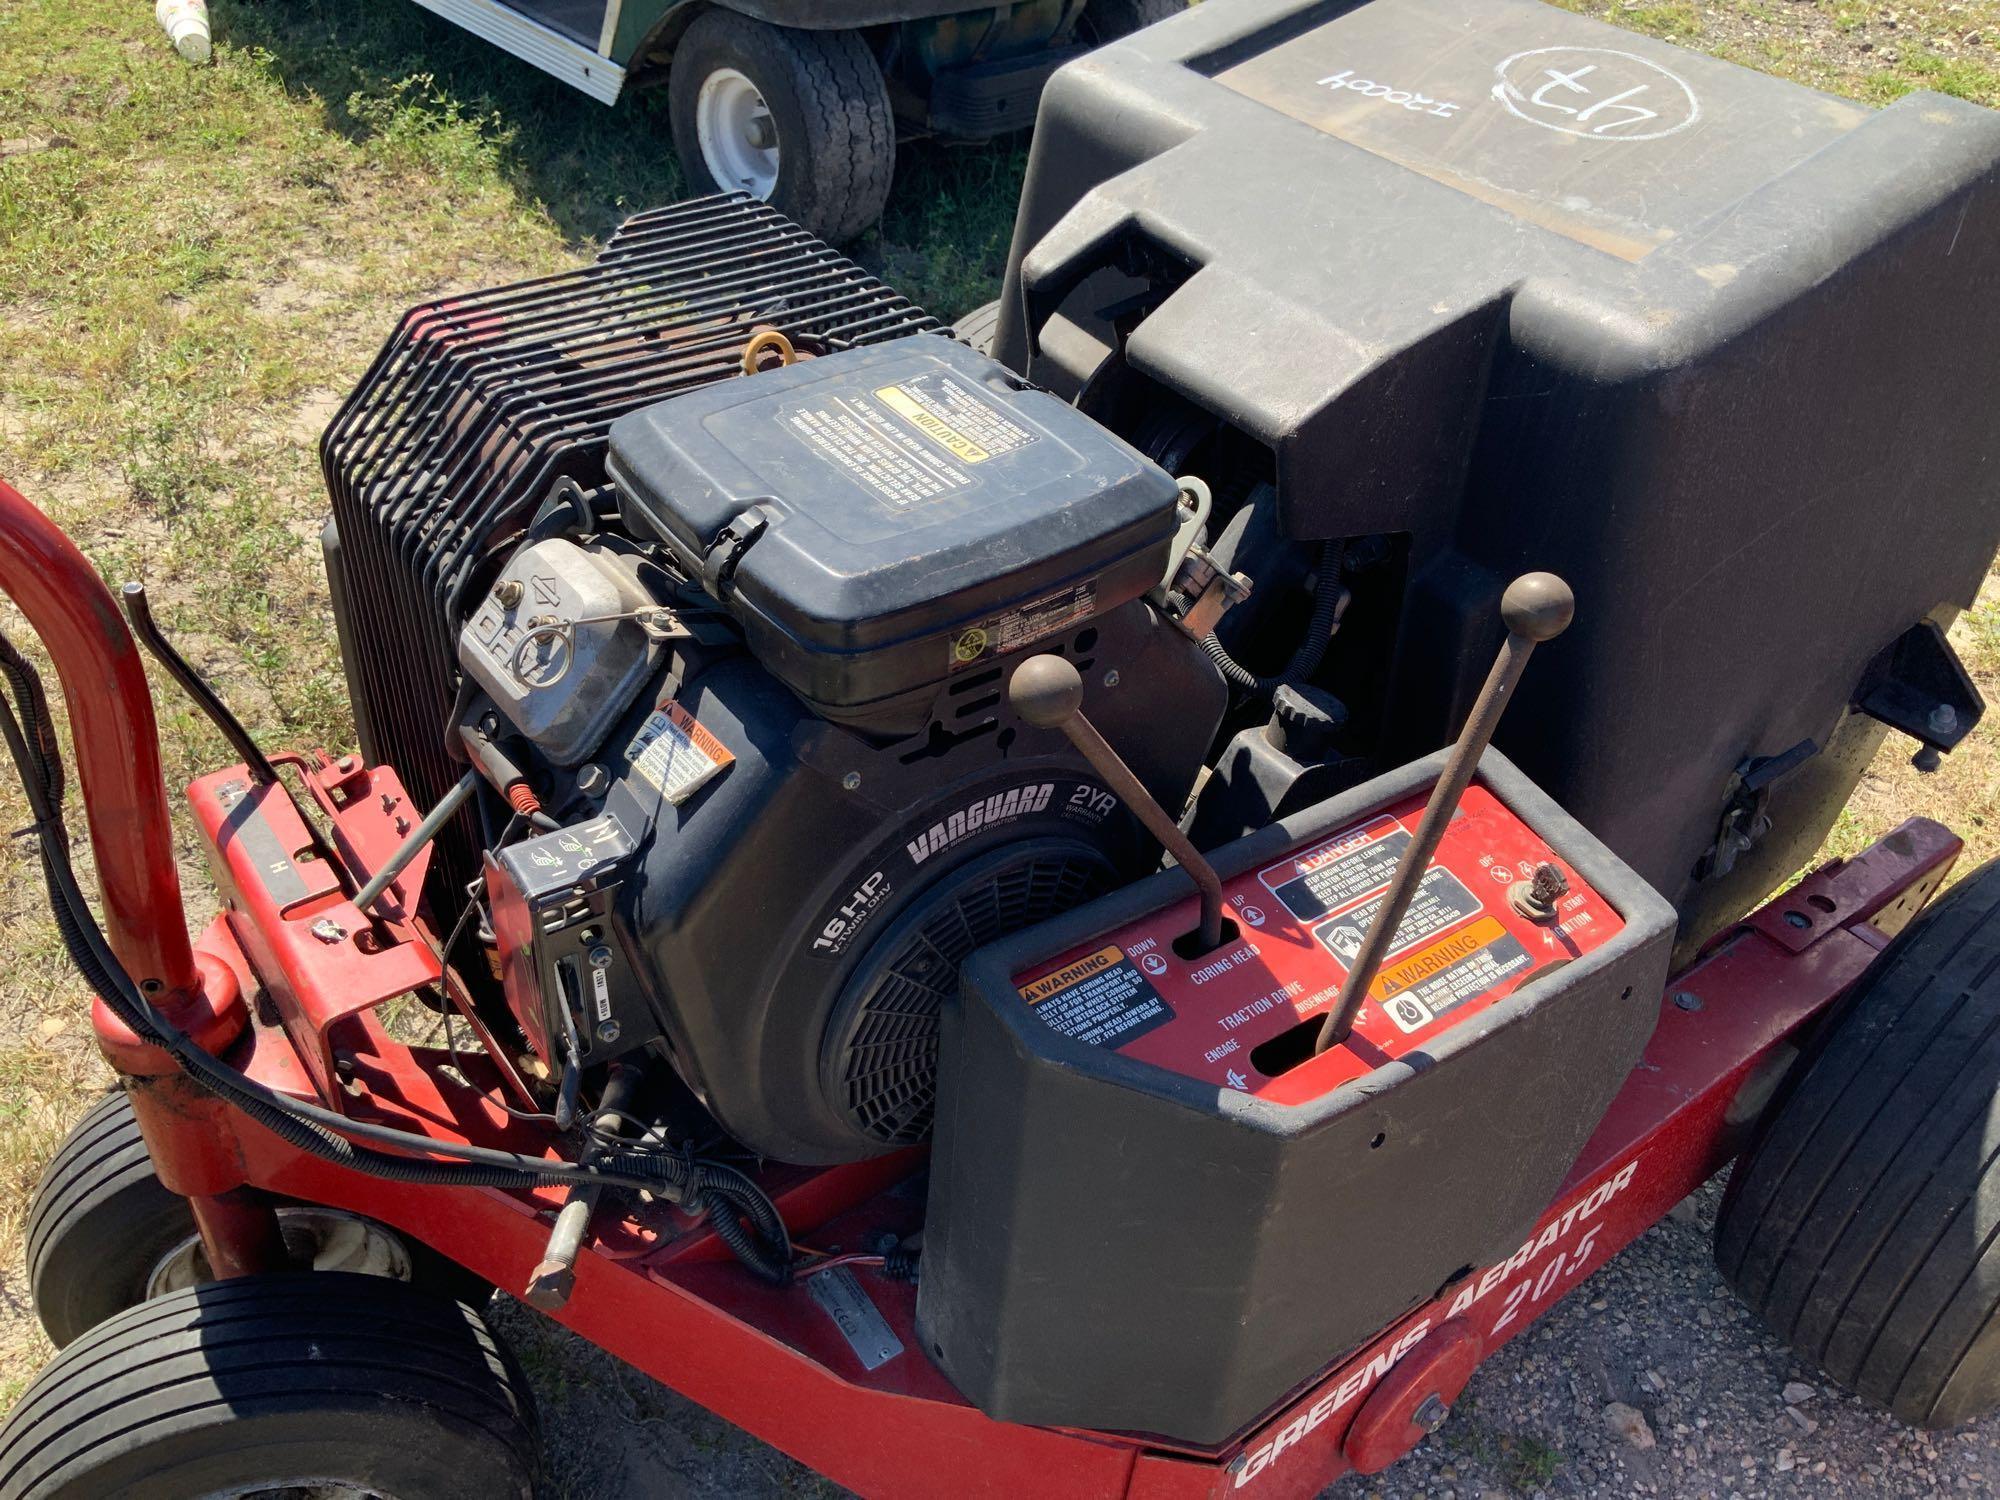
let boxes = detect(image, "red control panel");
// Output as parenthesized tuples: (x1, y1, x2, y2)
(1013, 782, 1627, 1106)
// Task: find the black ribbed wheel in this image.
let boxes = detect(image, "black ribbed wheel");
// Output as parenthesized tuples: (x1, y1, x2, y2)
(668, 12, 894, 242)
(1716, 859, 2000, 1428)
(954, 299, 1002, 357)
(823, 840, 1113, 1147)
(27, 1091, 486, 1348)
(0, 1273, 537, 1500)
(27, 1092, 201, 1347)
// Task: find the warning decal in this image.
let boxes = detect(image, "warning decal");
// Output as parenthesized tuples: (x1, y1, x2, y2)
(1260, 816, 1407, 920)
(1020, 943, 1174, 1048)
(1312, 866, 1481, 969)
(624, 700, 734, 805)
(876, 373, 1039, 465)
(1372, 916, 1534, 1034)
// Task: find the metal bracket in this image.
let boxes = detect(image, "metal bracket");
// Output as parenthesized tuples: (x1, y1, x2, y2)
(703, 511, 769, 595)
(1854, 618, 1985, 771)
(1698, 738, 1820, 881)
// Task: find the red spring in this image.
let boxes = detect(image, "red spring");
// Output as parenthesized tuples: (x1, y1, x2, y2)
(505, 780, 542, 817)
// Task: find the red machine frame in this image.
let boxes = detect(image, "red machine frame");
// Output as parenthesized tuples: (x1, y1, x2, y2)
(0, 477, 1963, 1496)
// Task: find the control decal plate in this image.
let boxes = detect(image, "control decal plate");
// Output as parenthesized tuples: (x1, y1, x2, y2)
(1013, 782, 1626, 1104)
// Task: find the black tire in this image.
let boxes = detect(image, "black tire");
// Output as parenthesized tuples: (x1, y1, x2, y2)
(0, 1274, 536, 1499)
(1080, 0, 1185, 43)
(668, 12, 894, 243)
(27, 1090, 487, 1348)
(1715, 858, 2000, 1427)
(27, 1092, 199, 1348)
(954, 298, 1002, 356)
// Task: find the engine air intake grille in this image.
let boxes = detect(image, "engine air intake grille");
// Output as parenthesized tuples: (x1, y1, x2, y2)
(319, 195, 939, 906)
(824, 843, 1115, 1147)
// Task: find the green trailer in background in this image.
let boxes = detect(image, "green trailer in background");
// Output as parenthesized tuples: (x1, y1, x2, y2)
(405, 0, 1183, 239)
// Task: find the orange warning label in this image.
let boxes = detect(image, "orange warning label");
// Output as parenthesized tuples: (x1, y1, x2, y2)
(624, 699, 735, 805)
(1019, 944, 1122, 1005)
(1373, 916, 1509, 998)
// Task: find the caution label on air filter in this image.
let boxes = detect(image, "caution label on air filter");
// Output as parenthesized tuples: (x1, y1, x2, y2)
(1019, 943, 1174, 1048)
(623, 700, 734, 805)
(876, 373, 1039, 465)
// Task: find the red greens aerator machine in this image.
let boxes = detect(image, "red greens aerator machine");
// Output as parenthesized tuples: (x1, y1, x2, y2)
(4, 1, 2000, 1496)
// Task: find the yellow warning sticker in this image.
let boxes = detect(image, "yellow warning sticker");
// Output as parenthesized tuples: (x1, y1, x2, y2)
(1019, 944, 1123, 1005)
(876, 384, 992, 463)
(1373, 916, 1510, 998)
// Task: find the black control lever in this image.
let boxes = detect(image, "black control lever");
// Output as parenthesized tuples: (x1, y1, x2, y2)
(1010, 654, 1227, 952)
(1315, 573, 1574, 1053)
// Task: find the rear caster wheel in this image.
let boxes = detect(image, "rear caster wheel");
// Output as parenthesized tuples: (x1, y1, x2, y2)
(27, 1090, 487, 1348)
(668, 11, 894, 243)
(0, 1273, 537, 1500)
(954, 298, 1002, 356)
(1717, 858, 2000, 1427)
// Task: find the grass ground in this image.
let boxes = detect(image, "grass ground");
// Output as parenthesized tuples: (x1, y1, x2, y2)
(1, 0, 1998, 1465)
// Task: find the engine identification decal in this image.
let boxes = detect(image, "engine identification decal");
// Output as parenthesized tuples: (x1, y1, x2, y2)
(1260, 814, 1407, 921)
(811, 870, 893, 958)
(590, 965, 613, 1023)
(1312, 866, 1481, 970)
(875, 373, 1037, 465)
(787, 396, 973, 509)
(623, 700, 734, 805)
(1018, 943, 1174, 1048)
(1371, 915, 1533, 1033)
(806, 1265, 904, 1372)
(905, 783, 1057, 865)
(951, 582, 1095, 670)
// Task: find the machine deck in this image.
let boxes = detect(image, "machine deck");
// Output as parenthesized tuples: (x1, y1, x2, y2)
(174, 746, 1960, 1498)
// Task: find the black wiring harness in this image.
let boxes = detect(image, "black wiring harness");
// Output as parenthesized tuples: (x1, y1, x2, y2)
(1202, 540, 1349, 700)
(0, 630, 794, 1283)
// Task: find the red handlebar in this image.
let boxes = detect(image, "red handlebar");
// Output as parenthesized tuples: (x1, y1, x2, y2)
(0, 478, 199, 1000)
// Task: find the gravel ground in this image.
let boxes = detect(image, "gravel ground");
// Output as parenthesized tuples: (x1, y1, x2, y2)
(478, 1178, 1998, 1498)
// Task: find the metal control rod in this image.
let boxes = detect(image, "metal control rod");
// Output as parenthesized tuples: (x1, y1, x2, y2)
(353, 769, 479, 915)
(1315, 572, 1574, 1053)
(122, 582, 281, 786)
(1009, 654, 1228, 952)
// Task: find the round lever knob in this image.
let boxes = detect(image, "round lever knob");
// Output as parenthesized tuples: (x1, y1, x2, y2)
(1501, 572, 1575, 643)
(1010, 654, 1085, 730)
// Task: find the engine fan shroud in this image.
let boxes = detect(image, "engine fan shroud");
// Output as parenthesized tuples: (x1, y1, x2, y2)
(822, 840, 1117, 1148)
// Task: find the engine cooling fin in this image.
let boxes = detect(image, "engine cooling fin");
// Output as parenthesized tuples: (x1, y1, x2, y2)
(320, 194, 939, 904)
(825, 843, 1116, 1147)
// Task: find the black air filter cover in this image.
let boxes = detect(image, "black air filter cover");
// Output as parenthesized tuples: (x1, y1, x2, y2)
(606, 337, 1181, 734)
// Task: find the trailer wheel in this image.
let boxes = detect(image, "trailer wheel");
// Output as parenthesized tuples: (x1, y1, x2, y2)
(954, 299, 1002, 356)
(668, 12, 894, 243)
(1080, 0, 1186, 42)
(27, 1090, 486, 1348)
(0, 1273, 536, 1500)
(1716, 857, 2000, 1427)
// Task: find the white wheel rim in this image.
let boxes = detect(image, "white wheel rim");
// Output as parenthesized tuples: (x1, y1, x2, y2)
(146, 1207, 415, 1299)
(695, 66, 780, 198)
